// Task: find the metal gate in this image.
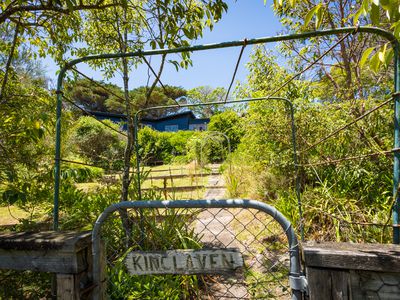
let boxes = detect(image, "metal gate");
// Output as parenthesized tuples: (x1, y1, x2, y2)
(92, 199, 306, 299)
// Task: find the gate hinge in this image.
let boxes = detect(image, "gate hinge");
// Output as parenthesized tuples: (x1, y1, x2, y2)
(289, 275, 308, 294)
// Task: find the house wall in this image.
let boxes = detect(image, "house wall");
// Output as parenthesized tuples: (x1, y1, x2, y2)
(91, 111, 209, 132)
(189, 118, 209, 131)
(147, 115, 191, 132)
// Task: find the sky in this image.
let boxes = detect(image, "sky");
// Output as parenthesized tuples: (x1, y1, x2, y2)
(43, 0, 284, 90)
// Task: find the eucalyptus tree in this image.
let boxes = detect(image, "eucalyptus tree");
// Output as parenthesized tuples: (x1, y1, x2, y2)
(0, 0, 128, 102)
(186, 86, 227, 117)
(271, 0, 397, 102)
(77, 0, 228, 202)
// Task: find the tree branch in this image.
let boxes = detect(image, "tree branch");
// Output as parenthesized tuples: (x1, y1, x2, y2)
(0, 21, 20, 104)
(0, 1, 121, 24)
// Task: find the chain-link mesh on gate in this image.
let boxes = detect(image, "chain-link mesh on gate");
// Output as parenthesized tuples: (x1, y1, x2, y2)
(92, 199, 305, 299)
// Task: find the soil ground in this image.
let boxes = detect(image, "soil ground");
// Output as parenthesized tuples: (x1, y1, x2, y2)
(196, 164, 249, 299)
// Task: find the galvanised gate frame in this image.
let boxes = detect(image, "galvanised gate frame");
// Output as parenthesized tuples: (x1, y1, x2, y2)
(54, 27, 400, 243)
(91, 199, 304, 299)
(134, 97, 301, 235)
(133, 97, 297, 194)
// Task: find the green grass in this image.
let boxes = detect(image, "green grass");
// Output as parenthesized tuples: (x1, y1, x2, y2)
(0, 205, 49, 226)
(73, 163, 212, 200)
(142, 163, 211, 200)
(75, 182, 102, 192)
(0, 205, 29, 225)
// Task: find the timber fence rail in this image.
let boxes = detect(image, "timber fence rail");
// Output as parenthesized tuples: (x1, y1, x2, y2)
(0, 231, 94, 299)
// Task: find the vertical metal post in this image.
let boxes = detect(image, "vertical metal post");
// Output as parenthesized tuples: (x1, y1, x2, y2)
(393, 43, 400, 244)
(53, 91, 62, 231)
(53, 67, 68, 231)
(286, 101, 303, 241)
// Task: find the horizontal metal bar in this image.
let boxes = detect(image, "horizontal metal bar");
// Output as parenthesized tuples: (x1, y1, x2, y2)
(64, 27, 396, 70)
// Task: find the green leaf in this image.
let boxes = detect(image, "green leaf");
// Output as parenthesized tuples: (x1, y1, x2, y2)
(315, 6, 324, 29)
(3, 190, 20, 205)
(360, 47, 375, 68)
(378, 44, 387, 63)
(305, 5, 320, 27)
(384, 48, 394, 67)
(65, 0, 76, 11)
(380, 0, 391, 10)
(395, 23, 400, 38)
(353, 8, 363, 25)
(168, 60, 180, 72)
(369, 51, 381, 73)
(371, 3, 380, 25)
(362, 0, 370, 13)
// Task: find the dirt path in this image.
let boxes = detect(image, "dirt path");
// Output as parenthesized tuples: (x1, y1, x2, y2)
(196, 164, 249, 299)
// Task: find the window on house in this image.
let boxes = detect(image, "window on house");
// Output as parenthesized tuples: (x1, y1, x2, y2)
(164, 124, 178, 132)
(189, 124, 207, 131)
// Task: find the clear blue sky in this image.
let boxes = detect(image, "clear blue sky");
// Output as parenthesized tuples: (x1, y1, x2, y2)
(44, 0, 283, 90)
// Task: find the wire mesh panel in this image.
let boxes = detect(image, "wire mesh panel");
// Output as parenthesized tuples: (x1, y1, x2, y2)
(92, 199, 303, 299)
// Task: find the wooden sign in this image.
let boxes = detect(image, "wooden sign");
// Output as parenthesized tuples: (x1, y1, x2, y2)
(125, 248, 243, 275)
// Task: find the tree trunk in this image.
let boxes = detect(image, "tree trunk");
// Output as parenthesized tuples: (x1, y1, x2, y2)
(0, 22, 20, 104)
(121, 55, 132, 203)
(119, 14, 134, 240)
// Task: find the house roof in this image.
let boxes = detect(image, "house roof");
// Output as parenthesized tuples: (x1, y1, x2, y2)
(141, 111, 196, 122)
(86, 110, 211, 124)
(86, 110, 127, 119)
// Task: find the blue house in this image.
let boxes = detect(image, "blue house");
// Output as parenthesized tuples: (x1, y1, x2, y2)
(141, 111, 209, 132)
(87, 110, 209, 132)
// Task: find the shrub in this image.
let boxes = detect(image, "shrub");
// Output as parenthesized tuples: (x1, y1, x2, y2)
(138, 127, 198, 164)
(72, 116, 125, 170)
(225, 97, 394, 242)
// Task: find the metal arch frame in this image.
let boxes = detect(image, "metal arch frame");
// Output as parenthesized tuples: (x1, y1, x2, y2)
(54, 26, 400, 243)
(200, 130, 232, 161)
(91, 199, 304, 299)
(133, 97, 302, 237)
(199, 131, 231, 168)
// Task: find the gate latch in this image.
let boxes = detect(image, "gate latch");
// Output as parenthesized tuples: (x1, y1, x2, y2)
(289, 275, 308, 294)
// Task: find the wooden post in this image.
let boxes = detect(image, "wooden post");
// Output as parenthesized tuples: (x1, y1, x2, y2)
(98, 241, 106, 300)
(57, 274, 80, 299)
(0, 231, 94, 300)
(163, 177, 167, 199)
(303, 242, 400, 300)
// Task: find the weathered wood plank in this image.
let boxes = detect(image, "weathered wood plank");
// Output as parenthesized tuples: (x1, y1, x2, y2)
(125, 248, 243, 275)
(57, 274, 80, 300)
(307, 267, 350, 300)
(0, 231, 91, 252)
(303, 242, 400, 272)
(147, 172, 219, 180)
(307, 267, 332, 300)
(142, 185, 204, 192)
(0, 250, 81, 273)
(0, 231, 92, 273)
(99, 241, 106, 300)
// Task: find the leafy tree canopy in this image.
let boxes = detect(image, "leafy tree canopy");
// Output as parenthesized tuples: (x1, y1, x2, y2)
(67, 79, 186, 117)
(271, 0, 398, 102)
(186, 86, 227, 117)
